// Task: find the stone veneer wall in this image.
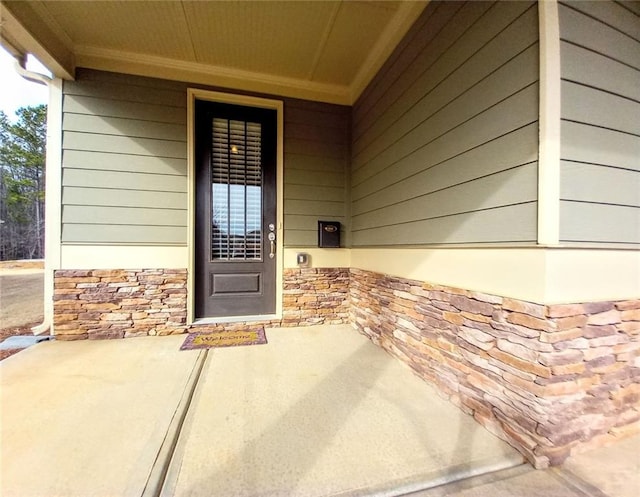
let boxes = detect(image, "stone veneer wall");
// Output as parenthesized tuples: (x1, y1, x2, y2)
(282, 268, 350, 325)
(53, 268, 349, 340)
(349, 268, 640, 468)
(53, 265, 638, 467)
(53, 269, 188, 340)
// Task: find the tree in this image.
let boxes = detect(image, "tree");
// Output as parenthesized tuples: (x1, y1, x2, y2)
(0, 105, 47, 260)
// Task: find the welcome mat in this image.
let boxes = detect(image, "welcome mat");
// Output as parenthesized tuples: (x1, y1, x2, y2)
(180, 328, 267, 350)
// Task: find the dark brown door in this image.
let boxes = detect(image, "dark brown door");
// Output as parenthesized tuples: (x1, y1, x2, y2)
(195, 100, 277, 318)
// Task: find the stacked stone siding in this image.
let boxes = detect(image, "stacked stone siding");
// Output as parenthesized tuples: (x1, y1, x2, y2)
(53, 265, 638, 466)
(282, 268, 350, 325)
(53, 268, 350, 340)
(174, 268, 351, 333)
(349, 268, 640, 468)
(53, 269, 188, 340)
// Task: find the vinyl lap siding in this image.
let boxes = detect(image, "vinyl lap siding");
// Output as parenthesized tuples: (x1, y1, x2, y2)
(61, 70, 350, 248)
(350, 1, 539, 246)
(284, 100, 349, 247)
(61, 69, 188, 244)
(558, 1, 640, 244)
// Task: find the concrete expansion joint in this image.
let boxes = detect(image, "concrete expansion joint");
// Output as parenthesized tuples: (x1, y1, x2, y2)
(346, 460, 529, 497)
(141, 349, 209, 497)
(548, 467, 610, 497)
(399, 464, 533, 497)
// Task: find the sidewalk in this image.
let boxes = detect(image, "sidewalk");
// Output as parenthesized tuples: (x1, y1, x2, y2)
(1, 325, 638, 496)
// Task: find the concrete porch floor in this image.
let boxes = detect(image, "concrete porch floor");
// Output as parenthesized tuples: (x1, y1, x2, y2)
(1, 324, 521, 496)
(1, 325, 637, 496)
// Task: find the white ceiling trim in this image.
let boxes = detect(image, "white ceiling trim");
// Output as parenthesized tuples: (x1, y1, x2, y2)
(349, 1, 428, 103)
(2, 0, 429, 105)
(75, 45, 351, 105)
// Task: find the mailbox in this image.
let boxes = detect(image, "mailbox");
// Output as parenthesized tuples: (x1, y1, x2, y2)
(318, 221, 341, 248)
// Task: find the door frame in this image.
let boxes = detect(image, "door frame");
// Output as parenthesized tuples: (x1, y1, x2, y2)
(187, 88, 284, 324)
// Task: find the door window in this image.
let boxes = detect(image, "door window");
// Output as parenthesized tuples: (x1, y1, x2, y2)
(211, 118, 263, 261)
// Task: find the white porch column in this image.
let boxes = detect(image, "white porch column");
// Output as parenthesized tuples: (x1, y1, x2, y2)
(34, 78, 63, 335)
(537, 0, 561, 245)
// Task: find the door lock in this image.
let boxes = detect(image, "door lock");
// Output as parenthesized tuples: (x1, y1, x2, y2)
(268, 232, 276, 258)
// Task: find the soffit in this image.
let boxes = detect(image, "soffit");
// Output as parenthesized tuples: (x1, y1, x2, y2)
(1, 0, 428, 104)
(32, 1, 196, 61)
(182, 1, 338, 79)
(312, 1, 401, 86)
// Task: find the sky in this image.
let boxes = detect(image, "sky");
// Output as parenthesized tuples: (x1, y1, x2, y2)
(0, 46, 50, 121)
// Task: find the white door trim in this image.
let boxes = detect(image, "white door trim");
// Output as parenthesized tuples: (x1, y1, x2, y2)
(186, 88, 284, 324)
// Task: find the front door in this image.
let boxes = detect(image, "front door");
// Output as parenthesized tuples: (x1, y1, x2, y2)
(195, 100, 277, 318)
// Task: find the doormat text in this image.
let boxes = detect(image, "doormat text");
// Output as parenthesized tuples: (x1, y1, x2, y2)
(180, 328, 267, 350)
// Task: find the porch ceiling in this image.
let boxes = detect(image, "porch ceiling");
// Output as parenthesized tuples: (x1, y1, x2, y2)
(0, 0, 428, 104)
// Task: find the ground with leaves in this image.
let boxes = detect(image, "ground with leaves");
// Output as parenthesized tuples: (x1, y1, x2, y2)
(0, 267, 44, 360)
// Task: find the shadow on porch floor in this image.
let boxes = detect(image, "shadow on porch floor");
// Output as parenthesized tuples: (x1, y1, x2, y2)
(0, 324, 522, 497)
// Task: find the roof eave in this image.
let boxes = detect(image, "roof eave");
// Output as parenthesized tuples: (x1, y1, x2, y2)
(0, 1, 75, 80)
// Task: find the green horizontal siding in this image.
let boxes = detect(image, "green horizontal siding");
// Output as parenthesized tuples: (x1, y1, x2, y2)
(560, 121, 639, 172)
(560, 202, 640, 244)
(63, 78, 187, 107)
(352, 203, 537, 246)
(352, 66, 539, 198)
(284, 154, 346, 173)
(63, 150, 187, 176)
(352, 164, 537, 231)
(284, 200, 345, 217)
(559, 1, 640, 244)
(350, 1, 539, 246)
(62, 224, 186, 244)
(561, 162, 640, 208)
(63, 131, 186, 159)
(63, 169, 187, 193)
(64, 94, 186, 124)
(63, 205, 186, 227)
(562, 81, 639, 136)
(63, 113, 187, 142)
(284, 215, 346, 231)
(283, 100, 349, 247)
(352, 123, 538, 216)
(63, 187, 187, 210)
(354, 1, 489, 138)
(353, 4, 538, 164)
(285, 184, 345, 203)
(62, 69, 349, 247)
(61, 70, 189, 244)
(561, 42, 640, 103)
(285, 169, 345, 188)
(558, 2, 639, 69)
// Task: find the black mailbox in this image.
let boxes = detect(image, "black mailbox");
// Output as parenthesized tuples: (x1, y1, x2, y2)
(318, 221, 341, 248)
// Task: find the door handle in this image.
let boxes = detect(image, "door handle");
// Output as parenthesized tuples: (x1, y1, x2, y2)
(268, 232, 276, 259)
